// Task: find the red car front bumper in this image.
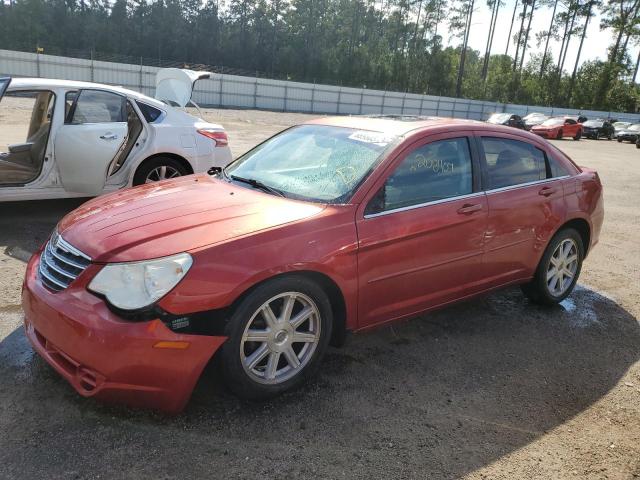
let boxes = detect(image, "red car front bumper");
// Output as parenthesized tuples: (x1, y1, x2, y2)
(22, 251, 227, 414)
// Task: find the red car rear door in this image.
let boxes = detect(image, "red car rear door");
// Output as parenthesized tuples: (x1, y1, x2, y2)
(475, 133, 568, 287)
(355, 132, 488, 329)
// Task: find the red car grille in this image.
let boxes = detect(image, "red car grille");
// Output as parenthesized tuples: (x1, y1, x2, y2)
(39, 232, 91, 292)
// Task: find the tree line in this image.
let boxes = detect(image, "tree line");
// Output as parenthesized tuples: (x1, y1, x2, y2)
(1, 0, 640, 112)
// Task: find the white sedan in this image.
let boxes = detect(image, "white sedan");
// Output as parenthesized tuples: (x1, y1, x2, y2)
(0, 69, 232, 201)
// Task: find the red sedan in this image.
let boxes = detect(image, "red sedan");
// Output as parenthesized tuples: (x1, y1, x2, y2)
(531, 116, 583, 140)
(22, 116, 604, 413)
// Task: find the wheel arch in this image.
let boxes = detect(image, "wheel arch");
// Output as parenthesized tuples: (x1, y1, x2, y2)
(134, 153, 195, 178)
(553, 217, 592, 257)
(229, 270, 348, 347)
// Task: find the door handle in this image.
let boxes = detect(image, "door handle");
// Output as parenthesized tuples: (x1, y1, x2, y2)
(457, 203, 482, 215)
(100, 133, 118, 141)
(538, 186, 557, 197)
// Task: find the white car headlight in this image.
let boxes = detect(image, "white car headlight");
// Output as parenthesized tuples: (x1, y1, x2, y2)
(88, 253, 193, 311)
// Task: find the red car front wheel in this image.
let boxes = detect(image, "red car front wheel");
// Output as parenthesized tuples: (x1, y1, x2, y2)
(219, 275, 333, 399)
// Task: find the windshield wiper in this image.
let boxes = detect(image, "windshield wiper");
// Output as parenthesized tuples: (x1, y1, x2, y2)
(229, 174, 285, 197)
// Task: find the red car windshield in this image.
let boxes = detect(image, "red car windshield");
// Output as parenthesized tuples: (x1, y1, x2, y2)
(224, 125, 397, 203)
(541, 118, 565, 127)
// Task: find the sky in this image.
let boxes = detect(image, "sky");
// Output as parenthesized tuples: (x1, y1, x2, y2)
(440, 0, 631, 72)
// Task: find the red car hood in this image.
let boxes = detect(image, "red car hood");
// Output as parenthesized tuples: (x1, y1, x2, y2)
(57, 175, 325, 263)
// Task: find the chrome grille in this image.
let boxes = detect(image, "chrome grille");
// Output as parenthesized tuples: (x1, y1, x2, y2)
(39, 231, 91, 292)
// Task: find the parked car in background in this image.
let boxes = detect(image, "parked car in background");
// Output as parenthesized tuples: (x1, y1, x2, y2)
(523, 112, 549, 130)
(616, 123, 640, 143)
(613, 121, 632, 135)
(531, 116, 583, 140)
(23, 116, 603, 412)
(0, 70, 232, 202)
(566, 115, 588, 124)
(486, 113, 526, 129)
(581, 119, 615, 140)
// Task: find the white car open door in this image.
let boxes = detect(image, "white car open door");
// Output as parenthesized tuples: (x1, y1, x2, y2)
(155, 68, 211, 108)
(55, 89, 128, 195)
(0, 77, 10, 98)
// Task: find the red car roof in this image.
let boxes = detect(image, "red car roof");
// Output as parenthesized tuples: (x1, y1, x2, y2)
(304, 115, 485, 136)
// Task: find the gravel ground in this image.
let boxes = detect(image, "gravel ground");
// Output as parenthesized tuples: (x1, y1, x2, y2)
(0, 108, 639, 480)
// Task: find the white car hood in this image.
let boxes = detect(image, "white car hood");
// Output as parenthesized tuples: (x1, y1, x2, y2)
(155, 68, 211, 108)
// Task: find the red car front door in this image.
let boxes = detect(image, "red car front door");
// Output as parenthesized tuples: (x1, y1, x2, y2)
(476, 133, 568, 287)
(355, 133, 488, 329)
(563, 118, 580, 138)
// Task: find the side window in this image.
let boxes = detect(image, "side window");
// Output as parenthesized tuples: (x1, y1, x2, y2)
(548, 154, 570, 177)
(68, 90, 126, 124)
(481, 137, 546, 189)
(566, 119, 577, 125)
(365, 137, 473, 215)
(136, 101, 163, 123)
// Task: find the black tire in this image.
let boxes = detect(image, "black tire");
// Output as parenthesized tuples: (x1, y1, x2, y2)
(521, 228, 584, 305)
(636, 142, 640, 149)
(617, 137, 623, 143)
(556, 129, 563, 140)
(607, 133, 612, 140)
(132, 156, 190, 186)
(573, 130, 582, 140)
(219, 275, 333, 400)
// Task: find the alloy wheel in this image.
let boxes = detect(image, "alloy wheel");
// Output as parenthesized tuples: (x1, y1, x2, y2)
(145, 165, 182, 183)
(546, 239, 579, 296)
(240, 292, 322, 385)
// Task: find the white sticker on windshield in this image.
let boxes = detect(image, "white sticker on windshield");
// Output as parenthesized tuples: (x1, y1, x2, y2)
(348, 131, 394, 146)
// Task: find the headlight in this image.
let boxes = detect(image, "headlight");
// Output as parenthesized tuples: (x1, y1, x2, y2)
(88, 253, 193, 310)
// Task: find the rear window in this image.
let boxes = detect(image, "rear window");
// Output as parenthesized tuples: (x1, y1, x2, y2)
(136, 101, 163, 123)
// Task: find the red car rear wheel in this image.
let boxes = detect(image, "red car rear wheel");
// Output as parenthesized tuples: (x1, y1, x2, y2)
(521, 228, 584, 305)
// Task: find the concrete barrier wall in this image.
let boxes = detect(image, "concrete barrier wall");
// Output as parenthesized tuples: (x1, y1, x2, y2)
(2, 49, 639, 122)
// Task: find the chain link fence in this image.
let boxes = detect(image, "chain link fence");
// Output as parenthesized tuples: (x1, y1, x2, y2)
(2, 47, 639, 123)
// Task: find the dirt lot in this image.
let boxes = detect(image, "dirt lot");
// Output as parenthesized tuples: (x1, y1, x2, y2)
(0, 108, 639, 480)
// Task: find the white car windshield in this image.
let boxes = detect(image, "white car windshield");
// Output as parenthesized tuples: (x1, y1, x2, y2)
(224, 125, 397, 203)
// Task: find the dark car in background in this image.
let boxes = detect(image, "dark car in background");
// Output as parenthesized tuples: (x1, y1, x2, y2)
(567, 115, 588, 124)
(523, 112, 549, 130)
(582, 119, 615, 140)
(616, 124, 640, 142)
(486, 113, 526, 129)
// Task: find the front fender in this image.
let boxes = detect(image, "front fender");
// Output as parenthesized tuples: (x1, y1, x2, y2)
(157, 207, 360, 330)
